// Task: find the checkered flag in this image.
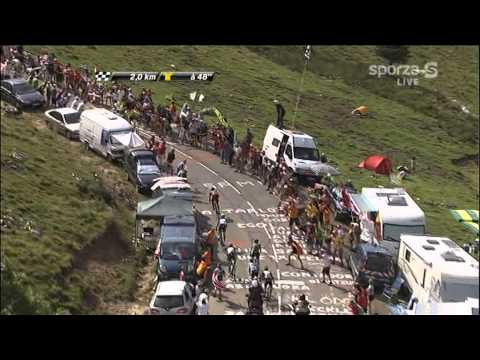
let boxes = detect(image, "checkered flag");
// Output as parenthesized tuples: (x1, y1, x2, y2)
(95, 71, 112, 81)
(304, 45, 312, 61)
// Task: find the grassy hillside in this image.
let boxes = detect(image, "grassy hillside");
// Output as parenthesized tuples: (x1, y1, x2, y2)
(25, 45, 479, 250)
(1, 105, 141, 314)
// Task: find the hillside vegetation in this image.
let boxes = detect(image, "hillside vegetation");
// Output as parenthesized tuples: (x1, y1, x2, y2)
(1, 105, 141, 314)
(22, 45, 480, 252)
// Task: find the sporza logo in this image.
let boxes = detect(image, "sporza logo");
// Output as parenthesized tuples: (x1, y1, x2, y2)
(368, 62, 438, 87)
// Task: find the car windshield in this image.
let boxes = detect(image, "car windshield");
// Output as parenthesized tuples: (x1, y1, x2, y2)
(294, 147, 320, 161)
(366, 254, 393, 273)
(383, 224, 425, 242)
(110, 129, 132, 136)
(13, 83, 35, 94)
(441, 282, 479, 303)
(64, 112, 80, 124)
(138, 164, 160, 175)
(160, 242, 195, 260)
(153, 295, 183, 309)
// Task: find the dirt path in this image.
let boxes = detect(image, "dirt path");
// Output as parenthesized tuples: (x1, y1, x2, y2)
(99, 256, 156, 315)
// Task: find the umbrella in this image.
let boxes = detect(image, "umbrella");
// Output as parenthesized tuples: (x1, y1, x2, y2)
(358, 155, 392, 175)
(311, 163, 340, 176)
(449, 209, 479, 236)
(462, 221, 479, 236)
(449, 209, 479, 223)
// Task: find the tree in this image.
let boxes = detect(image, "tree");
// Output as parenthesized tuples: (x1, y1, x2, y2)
(376, 46, 410, 64)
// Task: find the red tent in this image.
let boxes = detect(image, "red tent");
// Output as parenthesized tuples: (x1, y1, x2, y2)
(358, 155, 392, 175)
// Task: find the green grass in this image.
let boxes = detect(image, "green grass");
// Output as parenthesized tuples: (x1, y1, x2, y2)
(22, 45, 479, 249)
(1, 107, 139, 314)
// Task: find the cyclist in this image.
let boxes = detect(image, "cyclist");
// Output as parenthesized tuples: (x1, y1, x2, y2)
(209, 186, 220, 214)
(226, 243, 237, 280)
(260, 266, 274, 300)
(248, 256, 259, 280)
(217, 214, 227, 247)
(247, 278, 264, 315)
(292, 294, 311, 315)
(250, 239, 261, 266)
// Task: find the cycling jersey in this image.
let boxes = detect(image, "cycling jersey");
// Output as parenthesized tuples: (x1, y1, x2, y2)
(251, 244, 261, 258)
(226, 247, 236, 261)
(219, 218, 227, 229)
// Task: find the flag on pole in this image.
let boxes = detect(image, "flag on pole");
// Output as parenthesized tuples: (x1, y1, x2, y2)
(304, 45, 312, 61)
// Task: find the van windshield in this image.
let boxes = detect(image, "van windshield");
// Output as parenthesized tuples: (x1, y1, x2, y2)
(383, 224, 426, 242)
(294, 147, 320, 161)
(160, 242, 195, 260)
(366, 254, 394, 273)
(441, 281, 479, 303)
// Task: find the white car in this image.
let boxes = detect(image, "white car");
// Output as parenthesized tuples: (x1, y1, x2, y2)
(44, 108, 81, 140)
(149, 280, 195, 315)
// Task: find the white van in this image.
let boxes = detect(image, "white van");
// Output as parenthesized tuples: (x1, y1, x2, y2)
(360, 187, 426, 258)
(398, 234, 479, 307)
(79, 108, 144, 161)
(262, 125, 322, 176)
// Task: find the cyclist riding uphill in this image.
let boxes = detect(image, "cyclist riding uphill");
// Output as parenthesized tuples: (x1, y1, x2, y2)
(292, 294, 311, 315)
(247, 278, 264, 314)
(260, 266, 274, 299)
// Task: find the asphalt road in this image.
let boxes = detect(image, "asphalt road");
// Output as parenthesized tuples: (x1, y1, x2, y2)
(166, 141, 355, 315)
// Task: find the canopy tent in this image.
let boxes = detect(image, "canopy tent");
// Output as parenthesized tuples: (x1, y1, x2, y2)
(358, 155, 393, 175)
(136, 193, 193, 220)
(449, 209, 479, 236)
(111, 132, 145, 149)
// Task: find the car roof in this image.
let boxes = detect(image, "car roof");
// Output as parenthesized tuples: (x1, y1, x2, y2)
(3, 78, 27, 85)
(360, 243, 392, 256)
(132, 150, 155, 159)
(155, 281, 186, 296)
(163, 215, 195, 225)
(50, 108, 79, 115)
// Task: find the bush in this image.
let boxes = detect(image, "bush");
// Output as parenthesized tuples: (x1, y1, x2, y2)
(77, 177, 114, 206)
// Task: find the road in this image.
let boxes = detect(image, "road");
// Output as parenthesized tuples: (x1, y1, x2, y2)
(165, 141, 355, 315)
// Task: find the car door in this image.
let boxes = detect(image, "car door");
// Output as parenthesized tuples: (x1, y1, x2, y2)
(1, 82, 14, 103)
(183, 285, 193, 313)
(285, 143, 294, 168)
(48, 111, 64, 133)
(350, 246, 363, 278)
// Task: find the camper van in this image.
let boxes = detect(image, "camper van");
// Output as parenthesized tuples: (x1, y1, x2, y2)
(79, 108, 144, 161)
(262, 125, 322, 177)
(359, 187, 426, 258)
(398, 235, 479, 306)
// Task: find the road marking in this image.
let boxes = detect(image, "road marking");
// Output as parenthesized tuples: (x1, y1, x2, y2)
(276, 280, 305, 286)
(263, 226, 279, 263)
(198, 162, 218, 176)
(278, 294, 282, 315)
(246, 201, 258, 215)
(223, 179, 241, 194)
(277, 269, 281, 280)
(257, 180, 263, 185)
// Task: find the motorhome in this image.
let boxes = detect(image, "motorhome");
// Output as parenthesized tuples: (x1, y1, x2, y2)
(79, 108, 144, 161)
(262, 125, 322, 177)
(358, 187, 426, 258)
(398, 235, 479, 307)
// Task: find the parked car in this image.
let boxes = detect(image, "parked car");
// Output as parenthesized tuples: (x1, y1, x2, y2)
(347, 243, 396, 293)
(149, 280, 195, 315)
(124, 148, 161, 194)
(154, 215, 198, 282)
(44, 108, 81, 140)
(0, 78, 45, 109)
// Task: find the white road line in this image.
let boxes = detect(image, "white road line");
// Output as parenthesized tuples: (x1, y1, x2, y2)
(223, 179, 241, 194)
(246, 201, 258, 215)
(198, 162, 218, 176)
(277, 280, 305, 286)
(263, 226, 279, 263)
(257, 180, 263, 185)
(278, 294, 282, 315)
(277, 269, 281, 280)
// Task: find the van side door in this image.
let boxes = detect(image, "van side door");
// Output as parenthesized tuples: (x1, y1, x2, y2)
(285, 143, 293, 167)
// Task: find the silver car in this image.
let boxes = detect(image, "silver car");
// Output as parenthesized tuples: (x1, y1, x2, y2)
(149, 280, 195, 315)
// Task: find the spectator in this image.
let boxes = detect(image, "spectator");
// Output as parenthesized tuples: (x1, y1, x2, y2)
(321, 253, 333, 285)
(367, 278, 375, 314)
